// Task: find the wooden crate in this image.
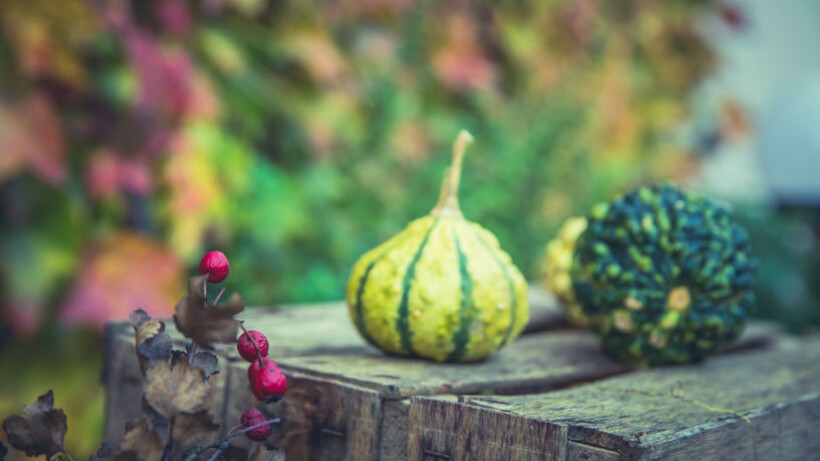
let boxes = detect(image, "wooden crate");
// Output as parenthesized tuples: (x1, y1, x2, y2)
(408, 335, 820, 461)
(102, 288, 789, 460)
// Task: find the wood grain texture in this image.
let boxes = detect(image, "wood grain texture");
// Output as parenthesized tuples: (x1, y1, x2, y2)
(102, 326, 143, 441)
(276, 330, 627, 399)
(408, 396, 567, 461)
(223, 364, 383, 461)
(410, 335, 820, 461)
(225, 324, 778, 460)
(257, 331, 622, 461)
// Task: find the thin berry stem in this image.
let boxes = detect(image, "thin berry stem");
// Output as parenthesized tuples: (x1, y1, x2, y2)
(240, 321, 265, 368)
(202, 273, 209, 308)
(182, 418, 280, 461)
(213, 287, 225, 305)
(203, 442, 229, 461)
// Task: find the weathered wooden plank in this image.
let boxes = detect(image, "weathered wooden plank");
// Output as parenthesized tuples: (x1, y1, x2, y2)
(256, 321, 780, 400)
(224, 323, 778, 460)
(275, 330, 626, 398)
(102, 285, 784, 460)
(219, 330, 625, 461)
(102, 324, 143, 441)
(408, 335, 820, 461)
(523, 287, 566, 332)
(566, 441, 620, 461)
(407, 395, 566, 461)
(225, 368, 384, 460)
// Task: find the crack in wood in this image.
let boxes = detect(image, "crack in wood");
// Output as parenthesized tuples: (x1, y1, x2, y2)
(421, 449, 451, 459)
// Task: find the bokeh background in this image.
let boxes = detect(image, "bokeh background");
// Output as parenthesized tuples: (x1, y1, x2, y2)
(1, 0, 818, 455)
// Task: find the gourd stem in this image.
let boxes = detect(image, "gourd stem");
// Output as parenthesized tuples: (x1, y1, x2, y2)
(431, 130, 474, 217)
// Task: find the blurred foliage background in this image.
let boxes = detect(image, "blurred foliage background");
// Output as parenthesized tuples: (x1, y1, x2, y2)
(0, 0, 817, 456)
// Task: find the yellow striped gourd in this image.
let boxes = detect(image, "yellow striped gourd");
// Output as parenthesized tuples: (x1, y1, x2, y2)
(346, 130, 529, 362)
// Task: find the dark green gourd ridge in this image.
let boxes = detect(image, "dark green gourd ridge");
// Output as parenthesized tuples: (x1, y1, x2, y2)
(395, 218, 440, 355)
(354, 246, 392, 348)
(446, 231, 475, 362)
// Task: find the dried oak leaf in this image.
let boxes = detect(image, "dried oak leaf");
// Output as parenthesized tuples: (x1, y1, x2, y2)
(1, 390, 67, 457)
(144, 356, 209, 419)
(174, 276, 243, 348)
(130, 309, 172, 374)
(141, 398, 170, 441)
(249, 446, 286, 461)
(89, 441, 116, 461)
(116, 418, 164, 461)
(172, 410, 220, 447)
(185, 343, 220, 378)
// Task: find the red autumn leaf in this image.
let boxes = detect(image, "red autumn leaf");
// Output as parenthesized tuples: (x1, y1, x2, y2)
(0, 93, 65, 185)
(60, 233, 183, 329)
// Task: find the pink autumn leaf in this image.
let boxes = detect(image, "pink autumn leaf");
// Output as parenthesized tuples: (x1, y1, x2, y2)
(124, 28, 193, 119)
(0, 93, 65, 185)
(60, 233, 183, 329)
(2, 299, 43, 338)
(159, 0, 192, 36)
(87, 152, 119, 197)
(431, 14, 497, 93)
(87, 151, 153, 198)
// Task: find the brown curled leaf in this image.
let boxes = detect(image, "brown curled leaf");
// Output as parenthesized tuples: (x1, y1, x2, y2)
(89, 441, 116, 461)
(249, 446, 286, 461)
(144, 358, 209, 419)
(173, 276, 244, 348)
(116, 418, 164, 461)
(172, 410, 220, 447)
(185, 343, 220, 378)
(1, 390, 67, 457)
(140, 398, 170, 441)
(130, 309, 172, 374)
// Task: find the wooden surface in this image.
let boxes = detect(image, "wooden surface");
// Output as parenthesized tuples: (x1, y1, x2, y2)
(102, 286, 802, 461)
(102, 287, 565, 446)
(219, 320, 780, 459)
(408, 335, 820, 461)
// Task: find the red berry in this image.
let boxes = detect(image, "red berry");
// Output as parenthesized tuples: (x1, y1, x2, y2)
(199, 251, 230, 283)
(237, 330, 269, 362)
(248, 357, 287, 400)
(240, 408, 271, 441)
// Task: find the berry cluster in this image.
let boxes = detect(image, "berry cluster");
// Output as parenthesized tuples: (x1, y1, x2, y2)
(200, 251, 287, 442)
(237, 328, 287, 440)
